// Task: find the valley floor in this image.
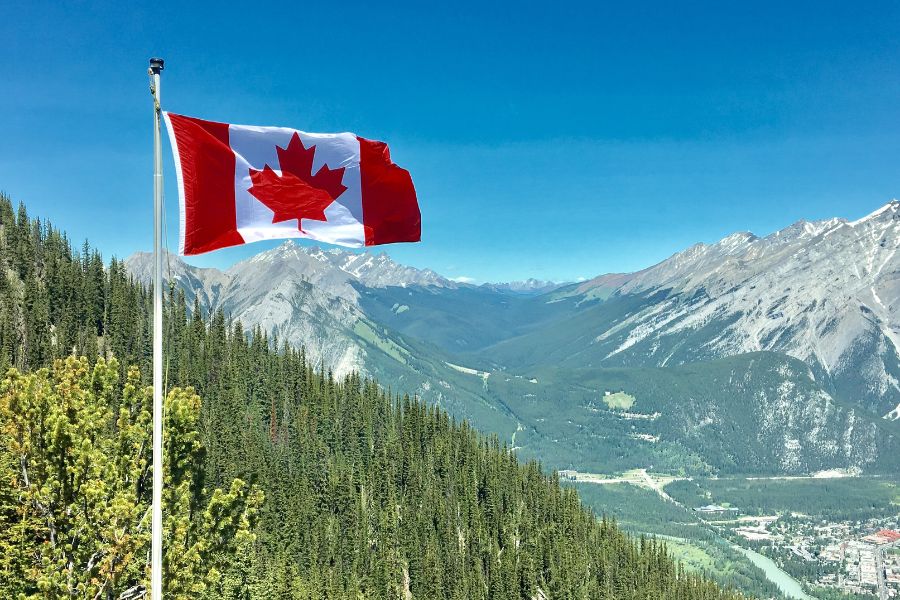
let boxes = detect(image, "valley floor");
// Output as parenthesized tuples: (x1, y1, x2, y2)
(564, 471, 900, 600)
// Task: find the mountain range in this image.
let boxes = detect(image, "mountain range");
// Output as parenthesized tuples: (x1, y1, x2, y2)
(127, 201, 900, 476)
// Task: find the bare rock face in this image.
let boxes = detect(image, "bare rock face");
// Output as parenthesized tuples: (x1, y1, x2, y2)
(571, 201, 900, 419)
(126, 241, 454, 378)
(129, 202, 900, 420)
(125, 201, 900, 477)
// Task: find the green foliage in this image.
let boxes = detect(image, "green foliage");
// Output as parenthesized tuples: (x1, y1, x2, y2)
(0, 193, 745, 599)
(485, 354, 900, 477)
(568, 483, 783, 599)
(0, 355, 261, 598)
(567, 482, 709, 539)
(666, 477, 900, 520)
(805, 586, 876, 600)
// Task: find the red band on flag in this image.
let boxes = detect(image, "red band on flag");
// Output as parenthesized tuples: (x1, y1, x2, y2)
(166, 113, 244, 255)
(357, 137, 421, 246)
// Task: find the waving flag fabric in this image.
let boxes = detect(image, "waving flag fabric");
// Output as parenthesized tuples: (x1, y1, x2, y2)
(164, 112, 421, 255)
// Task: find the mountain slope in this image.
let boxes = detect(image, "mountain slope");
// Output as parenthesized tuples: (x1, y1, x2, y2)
(492, 201, 900, 419)
(126, 244, 524, 438)
(127, 242, 456, 377)
(1, 193, 745, 600)
(127, 200, 900, 477)
(458, 351, 900, 476)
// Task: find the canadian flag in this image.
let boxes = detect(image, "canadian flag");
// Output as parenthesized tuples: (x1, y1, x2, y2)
(164, 113, 421, 255)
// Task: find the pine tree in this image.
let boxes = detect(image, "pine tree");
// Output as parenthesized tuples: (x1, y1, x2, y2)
(0, 356, 262, 598)
(0, 193, 746, 600)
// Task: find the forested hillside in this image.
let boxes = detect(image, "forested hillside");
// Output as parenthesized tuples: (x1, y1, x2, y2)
(0, 193, 744, 598)
(134, 219, 900, 480)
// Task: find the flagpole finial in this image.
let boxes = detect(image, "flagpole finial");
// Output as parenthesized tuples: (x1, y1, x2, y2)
(149, 57, 165, 73)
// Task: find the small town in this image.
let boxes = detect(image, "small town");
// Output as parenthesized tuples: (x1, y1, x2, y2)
(817, 528, 899, 598)
(709, 507, 900, 599)
(558, 469, 900, 599)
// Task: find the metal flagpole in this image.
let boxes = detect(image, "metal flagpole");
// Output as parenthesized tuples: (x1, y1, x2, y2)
(148, 56, 165, 600)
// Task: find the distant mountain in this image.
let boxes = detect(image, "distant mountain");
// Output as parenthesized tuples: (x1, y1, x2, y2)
(127, 200, 900, 477)
(127, 241, 453, 306)
(2, 193, 744, 600)
(499, 201, 900, 420)
(126, 250, 230, 309)
(127, 242, 455, 376)
(481, 279, 567, 295)
(127, 243, 520, 434)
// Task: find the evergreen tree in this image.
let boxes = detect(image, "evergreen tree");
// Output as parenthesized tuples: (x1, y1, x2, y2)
(0, 193, 745, 599)
(0, 356, 261, 598)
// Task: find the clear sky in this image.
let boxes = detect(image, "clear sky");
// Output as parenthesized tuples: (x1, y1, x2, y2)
(3, 1, 900, 283)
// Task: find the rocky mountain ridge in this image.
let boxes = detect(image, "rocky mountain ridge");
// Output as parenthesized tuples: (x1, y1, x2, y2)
(127, 242, 457, 375)
(126, 200, 900, 476)
(548, 201, 900, 418)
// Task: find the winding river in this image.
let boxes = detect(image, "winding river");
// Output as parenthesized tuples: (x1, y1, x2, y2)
(735, 546, 815, 599)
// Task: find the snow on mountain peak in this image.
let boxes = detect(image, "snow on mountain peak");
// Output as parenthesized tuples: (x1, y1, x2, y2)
(589, 200, 900, 418)
(715, 231, 759, 251)
(481, 279, 567, 294)
(125, 241, 456, 379)
(849, 199, 900, 226)
(226, 242, 453, 291)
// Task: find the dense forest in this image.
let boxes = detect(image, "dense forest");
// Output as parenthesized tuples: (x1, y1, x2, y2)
(666, 477, 900, 521)
(0, 192, 745, 598)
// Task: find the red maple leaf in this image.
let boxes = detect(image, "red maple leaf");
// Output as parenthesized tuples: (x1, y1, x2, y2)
(248, 132, 348, 231)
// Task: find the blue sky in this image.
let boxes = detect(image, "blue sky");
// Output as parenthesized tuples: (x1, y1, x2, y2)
(3, 0, 900, 283)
